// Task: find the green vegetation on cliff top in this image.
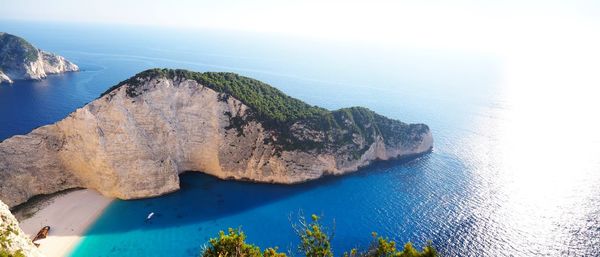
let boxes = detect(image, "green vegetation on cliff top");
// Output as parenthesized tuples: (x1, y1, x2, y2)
(102, 68, 328, 123)
(0, 33, 39, 67)
(102, 68, 429, 153)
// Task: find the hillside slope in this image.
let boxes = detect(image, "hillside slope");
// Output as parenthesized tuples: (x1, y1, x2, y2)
(0, 69, 432, 207)
(0, 32, 78, 83)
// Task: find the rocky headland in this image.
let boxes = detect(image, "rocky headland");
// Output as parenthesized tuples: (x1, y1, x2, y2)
(0, 200, 43, 257)
(0, 32, 79, 84)
(0, 69, 432, 208)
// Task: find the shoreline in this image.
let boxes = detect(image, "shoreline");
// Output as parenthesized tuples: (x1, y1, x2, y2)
(17, 189, 112, 257)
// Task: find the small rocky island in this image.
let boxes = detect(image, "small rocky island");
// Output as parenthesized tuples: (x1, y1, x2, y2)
(0, 32, 79, 84)
(0, 69, 432, 208)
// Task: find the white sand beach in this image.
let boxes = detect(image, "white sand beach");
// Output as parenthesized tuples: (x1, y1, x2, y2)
(18, 189, 112, 257)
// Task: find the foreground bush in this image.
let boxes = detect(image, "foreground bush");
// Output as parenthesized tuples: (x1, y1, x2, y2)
(344, 233, 437, 257)
(201, 228, 286, 257)
(201, 215, 437, 257)
(0, 249, 25, 257)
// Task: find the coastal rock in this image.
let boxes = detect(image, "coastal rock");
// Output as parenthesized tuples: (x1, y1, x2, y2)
(0, 71, 12, 83)
(0, 69, 432, 208)
(0, 32, 78, 84)
(0, 200, 44, 257)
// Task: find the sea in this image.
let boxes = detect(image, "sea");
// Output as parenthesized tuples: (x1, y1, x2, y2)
(0, 20, 599, 257)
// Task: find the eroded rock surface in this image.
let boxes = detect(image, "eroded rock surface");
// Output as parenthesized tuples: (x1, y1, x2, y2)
(0, 69, 432, 208)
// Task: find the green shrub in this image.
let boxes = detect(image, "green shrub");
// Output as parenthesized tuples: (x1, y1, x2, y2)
(294, 214, 333, 257)
(343, 233, 437, 257)
(202, 228, 287, 257)
(0, 249, 25, 257)
(200, 215, 437, 257)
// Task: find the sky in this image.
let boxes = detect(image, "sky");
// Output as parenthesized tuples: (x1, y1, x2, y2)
(1, 0, 599, 48)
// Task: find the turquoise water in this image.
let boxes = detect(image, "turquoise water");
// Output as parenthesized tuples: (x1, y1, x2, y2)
(1, 20, 599, 257)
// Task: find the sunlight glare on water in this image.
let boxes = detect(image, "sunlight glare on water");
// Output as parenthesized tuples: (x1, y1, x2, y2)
(457, 30, 600, 255)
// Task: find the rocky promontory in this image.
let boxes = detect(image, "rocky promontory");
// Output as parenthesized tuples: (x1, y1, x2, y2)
(0, 69, 432, 208)
(0, 200, 43, 257)
(0, 32, 79, 84)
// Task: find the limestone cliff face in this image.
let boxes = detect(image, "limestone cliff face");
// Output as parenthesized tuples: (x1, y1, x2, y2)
(0, 200, 44, 257)
(0, 71, 11, 84)
(0, 69, 432, 208)
(0, 32, 78, 84)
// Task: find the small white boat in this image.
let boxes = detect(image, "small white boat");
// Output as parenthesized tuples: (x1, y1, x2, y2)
(146, 212, 155, 221)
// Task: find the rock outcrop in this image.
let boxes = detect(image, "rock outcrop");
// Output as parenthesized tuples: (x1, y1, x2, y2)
(0, 200, 44, 257)
(0, 69, 432, 208)
(0, 32, 78, 84)
(0, 71, 12, 84)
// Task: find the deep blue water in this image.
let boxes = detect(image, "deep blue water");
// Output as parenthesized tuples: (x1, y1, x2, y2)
(1, 20, 599, 257)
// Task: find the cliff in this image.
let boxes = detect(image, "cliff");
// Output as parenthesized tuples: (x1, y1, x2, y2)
(0, 69, 432, 208)
(0, 32, 78, 84)
(0, 200, 43, 257)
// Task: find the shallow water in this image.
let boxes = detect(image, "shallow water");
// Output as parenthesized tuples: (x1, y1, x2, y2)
(0, 20, 598, 257)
